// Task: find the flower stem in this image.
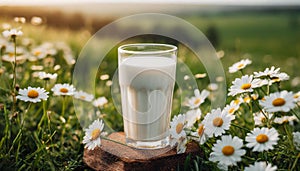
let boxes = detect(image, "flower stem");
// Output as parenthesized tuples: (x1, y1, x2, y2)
(100, 136, 131, 148)
(231, 123, 251, 132)
(0, 105, 10, 150)
(253, 100, 270, 128)
(291, 153, 300, 170)
(37, 101, 47, 131)
(62, 96, 66, 118)
(291, 109, 300, 122)
(283, 123, 295, 150)
(11, 36, 17, 118)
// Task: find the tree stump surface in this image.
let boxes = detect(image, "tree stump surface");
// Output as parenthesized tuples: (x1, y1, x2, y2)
(83, 132, 203, 171)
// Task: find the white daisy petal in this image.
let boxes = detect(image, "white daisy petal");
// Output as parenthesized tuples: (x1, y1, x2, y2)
(229, 59, 252, 73)
(186, 89, 210, 109)
(93, 97, 108, 108)
(83, 119, 105, 150)
(259, 90, 296, 113)
(203, 108, 235, 138)
(185, 108, 201, 128)
(170, 114, 186, 140)
(245, 161, 277, 171)
(245, 127, 279, 152)
(74, 90, 94, 102)
(228, 75, 261, 97)
(16, 87, 49, 103)
(209, 135, 245, 167)
(51, 83, 76, 96)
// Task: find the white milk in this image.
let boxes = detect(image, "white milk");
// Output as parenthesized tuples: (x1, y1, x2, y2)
(119, 56, 176, 142)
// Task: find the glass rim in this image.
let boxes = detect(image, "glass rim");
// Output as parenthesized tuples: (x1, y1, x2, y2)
(118, 43, 177, 55)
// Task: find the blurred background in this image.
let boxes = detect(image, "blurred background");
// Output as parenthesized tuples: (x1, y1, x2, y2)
(1, 1, 299, 76)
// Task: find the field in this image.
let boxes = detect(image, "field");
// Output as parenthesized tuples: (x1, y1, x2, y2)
(0, 6, 300, 170)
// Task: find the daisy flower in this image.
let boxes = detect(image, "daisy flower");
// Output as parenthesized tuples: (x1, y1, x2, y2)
(16, 87, 49, 103)
(185, 108, 201, 128)
(40, 42, 57, 56)
(190, 123, 207, 145)
(245, 161, 277, 171)
(243, 95, 252, 103)
(186, 89, 209, 109)
(74, 90, 94, 102)
(100, 74, 109, 80)
(176, 137, 188, 154)
(2, 54, 26, 64)
(228, 75, 261, 97)
(209, 135, 246, 166)
(229, 59, 252, 73)
(223, 103, 240, 115)
(254, 66, 280, 78)
(230, 97, 243, 106)
(31, 16, 43, 25)
(38, 72, 57, 80)
(256, 79, 269, 88)
(259, 90, 296, 113)
(293, 91, 300, 102)
(203, 108, 235, 138)
(273, 115, 298, 125)
(207, 83, 218, 91)
(2, 28, 23, 38)
(2, 45, 26, 63)
(83, 119, 105, 150)
(293, 132, 300, 150)
(253, 111, 273, 126)
(170, 114, 186, 141)
(195, 73, 207, 79)
(269, 72, 289, 84)
(245, 127, 279, 152)
(93, 97, 108, 108)
(51, 83, 76, 96)
(31, 47, 47, 59)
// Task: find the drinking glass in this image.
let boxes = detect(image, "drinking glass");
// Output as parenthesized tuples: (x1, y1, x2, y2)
(118, 43, 177, 149)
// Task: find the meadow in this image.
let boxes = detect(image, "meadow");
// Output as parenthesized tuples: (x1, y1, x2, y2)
(0, 8, 300, 170)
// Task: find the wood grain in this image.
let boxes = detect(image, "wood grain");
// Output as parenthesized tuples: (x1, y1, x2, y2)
(83, 132, 203, 171)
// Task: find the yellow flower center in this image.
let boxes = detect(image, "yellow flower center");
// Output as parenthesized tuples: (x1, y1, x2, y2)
(272, 98, 286, 106)
(194, 98, 201, 105)
(261, 117, 267, 123)
(222, 145, 235, 156)
(9, 53, 14, 57)
(251, 94, 258, 100)
(256, 134, 269, 143)
(244, 96, 251, 103)
(34, 51, 41, 56)
(91, 128, 101, 140)
(271, 77, 280, 82)
(27, 89, 39, 98)
(60, 88, 69, 93)
(234, 99, 240, 105)
(294, 94, 299, 99)
(176, 123, 184, 134)
(228, 108, 235, 114)
(197, 124, 204, 136)
(213, 117, 223, 127)
(237, 63, 244, 69)
(80, 96, 86, 99)
(241, 83, 251, 90)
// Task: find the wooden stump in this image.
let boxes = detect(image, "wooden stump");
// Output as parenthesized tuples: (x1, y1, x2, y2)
(83, 132, 203, 171)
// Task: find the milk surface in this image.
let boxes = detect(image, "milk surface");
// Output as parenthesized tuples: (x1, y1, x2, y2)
(119, 56, 176, 141)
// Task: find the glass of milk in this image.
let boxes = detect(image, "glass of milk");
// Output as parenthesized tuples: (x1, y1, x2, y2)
(118, 43, 177, 149)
